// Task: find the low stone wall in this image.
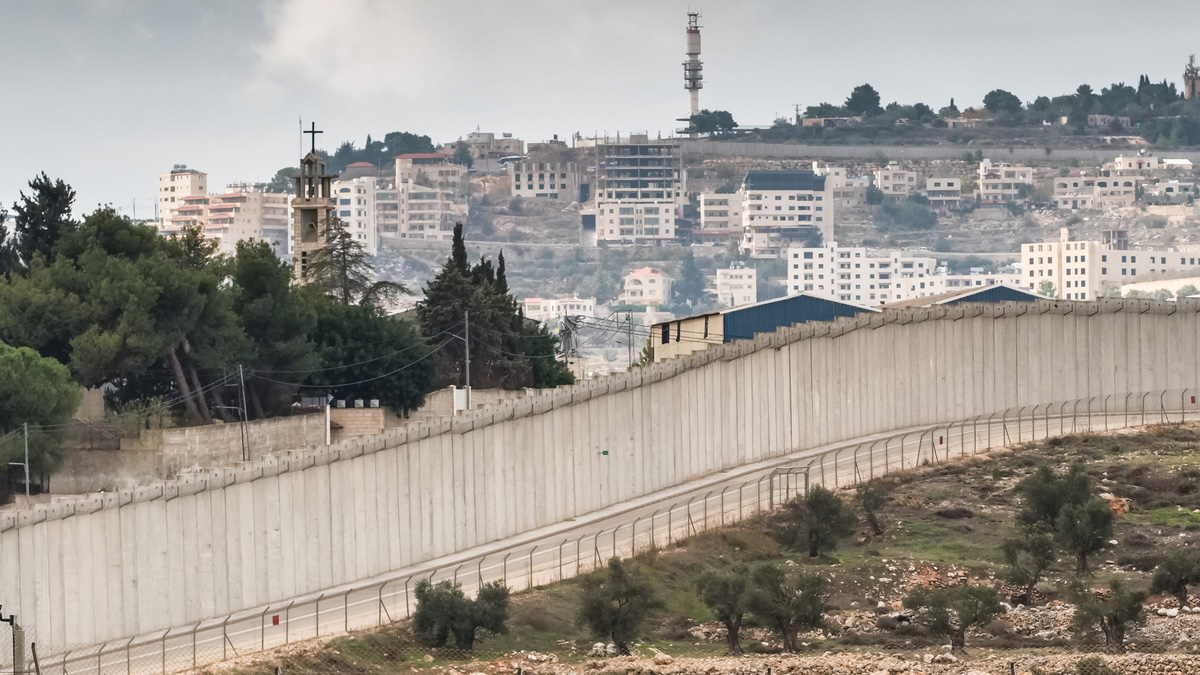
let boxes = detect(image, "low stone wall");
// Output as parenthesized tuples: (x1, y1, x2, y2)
(52, 411, 328, 493)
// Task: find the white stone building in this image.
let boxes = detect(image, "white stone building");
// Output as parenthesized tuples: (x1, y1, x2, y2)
(522, 296, 597, 322)
(698, 193, 742, 243)
(510, 161, 581, 201)
(1022, 228, 1200, 300)
(978, 159, 1034, 206)
(392, 153, 469, 241)
(331, 175, 390, 255)
(785, 243, 1020, 306)
(716, 265, 757, 307)
(157, 165, 207, 229)
(874, 162, 920, 199)
(619, 267, 674, 306)
(740, 170, 832, 259)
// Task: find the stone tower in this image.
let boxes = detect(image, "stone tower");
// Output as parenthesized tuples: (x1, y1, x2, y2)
(292, 125, 338, 282)
(1185, 55, 1199, 100)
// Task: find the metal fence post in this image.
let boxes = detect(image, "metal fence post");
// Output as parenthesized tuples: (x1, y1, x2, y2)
(344, 589, 352, 633)
(191, 621, 202, 671)
(403, 576, 413, 617)
(528, 546, 538, 590)
(502, 552, 511, 583)
(12, 624, 24, 675)
(125, 635, 135, 675)
(558, 538, 568, 580)
(160, 630, 169, 675)
(315, 593, 325, 637)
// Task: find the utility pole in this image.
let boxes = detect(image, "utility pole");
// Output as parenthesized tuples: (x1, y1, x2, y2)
(21, 423, 29, 497)
(464, 310, 472, 411)
(238, 365, 249, 462)
(626, 311, 633, 369)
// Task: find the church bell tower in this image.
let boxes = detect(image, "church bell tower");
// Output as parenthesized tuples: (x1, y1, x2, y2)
(292, 122, 338, 282)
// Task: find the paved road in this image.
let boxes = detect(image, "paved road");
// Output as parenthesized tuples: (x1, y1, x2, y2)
(42, 401, 1195, 674)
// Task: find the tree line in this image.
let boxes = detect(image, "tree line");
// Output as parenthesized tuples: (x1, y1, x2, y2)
(0, 174, 571, 477)
(409, 463, 1177, 657)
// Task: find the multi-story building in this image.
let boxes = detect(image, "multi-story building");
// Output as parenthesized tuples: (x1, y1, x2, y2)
(1109, 154, 1161, 173)
(509, 161, 582, 201)
(157, 179, 291, 258)
(716, 264, 757, 307)
(331, 175, 392, 255)
(815, 162, 870, 207)
(784, 243, 1022, 306)
(593, 134, 684, 244)
(1052, 174, 1139, 211)
(740, 170, 831, 258)
(442, 131, 524, 160)
(978, 160, 1034, 206)
(619, 267, 673, 306)
(392, 153, 469, 241)
(521, 296, 597, 322)
(697, 193, 743, 243)
(157, 165, 207, 229)
(925, 177, 962, 210)
(874, 162, 920, 199)
(1021, 228, 1200, 300)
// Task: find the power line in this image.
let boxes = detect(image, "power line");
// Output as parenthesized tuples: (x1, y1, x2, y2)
(249, 337, 453, 389)
(255, 321, 464, 375)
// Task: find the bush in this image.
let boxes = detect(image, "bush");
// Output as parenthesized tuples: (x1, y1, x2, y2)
(1002, 533, 1056, 601)
(777, 485, 856, 557)
(747, 564, 827, 652)
(696, 564, 752, 654)
(1055, 498, 1115, 575)
(878, 201, 937, 230)
(903, 585, 1004, 652)
(1150, 550, 1200, 607)
(856, 481, 887, 535)
(1069, 579, 1147, 653)
(577, 558, 663, 654)
(412, 579, 509, 650)
(1017, 463, 1092, 531)
(1076, 655, 1116, 675)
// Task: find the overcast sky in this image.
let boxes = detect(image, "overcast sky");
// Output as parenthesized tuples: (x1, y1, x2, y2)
(4, 0, 1200, 217)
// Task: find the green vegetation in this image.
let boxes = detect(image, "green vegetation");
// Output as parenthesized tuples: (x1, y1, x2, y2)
(777, 485, 856, 558)
(695, 564, 752, 654)
(0, 340, 81, 474)
(1069, 579, 1148, 653)
(577, 557, 664, 654)
(412, 579, 509, 650)
(746, 564, 827, 652)
(1150, 550, 1200, 607)
(903, 584, 1003, 652)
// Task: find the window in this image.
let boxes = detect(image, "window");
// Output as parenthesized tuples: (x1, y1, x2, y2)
(660, 324, 669, 344)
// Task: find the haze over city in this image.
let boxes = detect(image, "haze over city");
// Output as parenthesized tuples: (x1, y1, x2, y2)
(4, 0, 1200, 211)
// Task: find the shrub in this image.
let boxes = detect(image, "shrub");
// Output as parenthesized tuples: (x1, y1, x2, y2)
(747, 564, 827, 653)
(778, 485, 857, 557)
(1150, 550, 1200, 607)
(577, 558, 663, 654)
(903, 584, 1004, 652)
(1017, 463, 1093, 531)
(412, 579, 510, 650)
(1069, 579, 1147, 653)
(1055, 499, 1115, 575)
(696, 565, 752, 654)
(1002, 533, 1056, 601)
(856, 480, 887, 535)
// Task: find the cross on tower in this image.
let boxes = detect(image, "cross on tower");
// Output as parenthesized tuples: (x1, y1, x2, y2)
(303, 121, 323, 155)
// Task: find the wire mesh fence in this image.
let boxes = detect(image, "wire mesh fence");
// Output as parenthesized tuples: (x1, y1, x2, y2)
(4, 387, 1199, 674)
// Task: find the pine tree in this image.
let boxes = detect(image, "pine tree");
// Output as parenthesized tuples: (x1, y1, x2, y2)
(12, 172, 76, 270)
(306, 218, 407, 306)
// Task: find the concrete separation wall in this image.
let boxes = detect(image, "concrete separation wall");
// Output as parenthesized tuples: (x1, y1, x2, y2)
(3, 298, 1199, 648)
(683, 140, 1200, 164)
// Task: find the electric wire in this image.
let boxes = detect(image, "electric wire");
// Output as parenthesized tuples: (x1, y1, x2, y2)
(248, 337, 454, 389)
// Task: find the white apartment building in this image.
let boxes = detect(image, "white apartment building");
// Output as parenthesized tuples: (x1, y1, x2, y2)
(594, 134, 684, 244)
(510, 161, 581, 201)
(522, 296, 597, 322)
(874, 162, 921, 199)
(740, 170, 832, 259)
(815, 161, 870, 207)
(1021, 228, 1200, 300)
(159, 183, 292, 257)
(619, 267, 673, 306)
(716, 265, 757, 307)
(393, 154, 469, 241)
(698, 193, 743, 243)
(784, 243, 1020, 306)
(978, 160, 1034, 206)
(331, 176, 389, 255)
(1109, 154, 1161, 173)
(1053, 174, 1139, 211)
(157, 165, 207, 228)
(925, 177, 962, 210)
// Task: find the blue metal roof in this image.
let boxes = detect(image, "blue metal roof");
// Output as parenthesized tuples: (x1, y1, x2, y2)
(940, 285, 1040, 305)
(721, 294, 874, 342)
